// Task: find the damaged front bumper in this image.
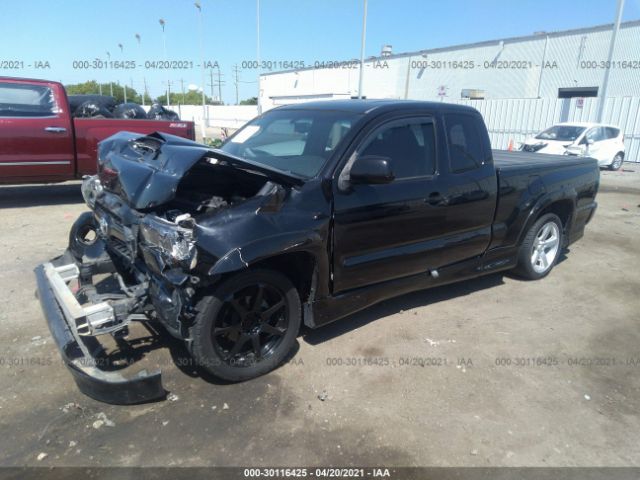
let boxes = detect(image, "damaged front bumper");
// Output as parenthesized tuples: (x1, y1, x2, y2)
(34, 251, 166, 405)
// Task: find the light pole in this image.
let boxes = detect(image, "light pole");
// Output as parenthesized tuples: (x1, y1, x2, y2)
(106, 51, 113, 97)
(195, 1, 207, 141)
(159, 18, 170, 107)
(135, 33, 147, 106)
(596, 0, 625, 122)
(358, 0, 368, 99)
(256, 0, 262, 114)
(118, 43, 127, 103)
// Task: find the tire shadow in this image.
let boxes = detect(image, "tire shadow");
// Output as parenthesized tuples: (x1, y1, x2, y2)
(303, 272, 506, 346)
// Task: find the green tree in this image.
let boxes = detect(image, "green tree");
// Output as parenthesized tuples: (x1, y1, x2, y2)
(154, 90, 213, 106)
(65, 80, 152, 104)
(239, 96, 258, 105)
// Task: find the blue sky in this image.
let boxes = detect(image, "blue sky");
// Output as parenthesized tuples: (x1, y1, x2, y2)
(1, 0, 639, 103)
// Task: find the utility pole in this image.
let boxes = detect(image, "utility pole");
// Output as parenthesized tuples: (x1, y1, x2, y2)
(209, 69, 215, 101)
(596, 0, 625, 122)
(208, 67, 224, 104)
(217, 65, 223, 104)
(358, 0, 368, 99)
(233, 64, 240, 105)
(180, 78, 186, 105)
(98, 83, 102, 95)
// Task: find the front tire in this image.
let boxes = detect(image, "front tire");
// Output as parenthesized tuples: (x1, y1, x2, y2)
(189, 269, 301, 382)
(69, 212, 99, 259)
(609, 153, 624, 171)
(515, 213, 563, 280)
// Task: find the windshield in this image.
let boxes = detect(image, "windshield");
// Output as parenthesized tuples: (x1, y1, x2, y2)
(220, 109, 361, 178)
(535, 125, 586, 142)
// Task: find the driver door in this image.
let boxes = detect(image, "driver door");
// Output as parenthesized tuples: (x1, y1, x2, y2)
(332, 116, 447, 293)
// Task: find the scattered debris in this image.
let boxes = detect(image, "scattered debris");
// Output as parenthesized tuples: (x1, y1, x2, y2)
(162, 421, 169, 426)
(92, 412, 115, 429)
(69, 440, 77, 448)
(31, 336, 42, 342)
(92, 420, 104, 429)
(222, 403, 230, 410)
(318, 390, 328, 401)
(584, 394, 591, 401)
(167, 393, 179, 402)
(211, 405, 217, 411)
(61, 402, 82, 413)
(37, 452, 48, 461)
(470, 449, 478, 456)
(425, 338, 440, 347)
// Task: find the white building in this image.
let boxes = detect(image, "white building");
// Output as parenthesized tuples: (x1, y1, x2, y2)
(258, 20, 640, 161)
(260, 20, 640, 107)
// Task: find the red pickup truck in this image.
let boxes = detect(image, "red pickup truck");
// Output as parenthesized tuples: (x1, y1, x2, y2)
(0, 77, 196, 184)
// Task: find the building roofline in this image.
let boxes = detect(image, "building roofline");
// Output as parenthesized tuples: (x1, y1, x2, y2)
(260, 19, 640, 77)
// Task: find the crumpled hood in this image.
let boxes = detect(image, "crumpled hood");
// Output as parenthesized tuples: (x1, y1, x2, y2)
(97, 131, 302, 210)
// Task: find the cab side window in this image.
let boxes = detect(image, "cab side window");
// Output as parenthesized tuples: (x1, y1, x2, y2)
(360, 121, 436, 179)
(444, 114, 484, 173)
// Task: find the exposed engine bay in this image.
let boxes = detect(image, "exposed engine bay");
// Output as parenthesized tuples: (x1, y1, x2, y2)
(158, 158, 270, 219)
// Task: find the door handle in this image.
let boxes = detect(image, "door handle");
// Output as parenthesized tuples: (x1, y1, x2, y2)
(44, 127, 67, 133)
(427, 192, 447, 206)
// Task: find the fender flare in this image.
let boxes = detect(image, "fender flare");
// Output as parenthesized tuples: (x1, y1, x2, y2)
(516, 188, 577, 246)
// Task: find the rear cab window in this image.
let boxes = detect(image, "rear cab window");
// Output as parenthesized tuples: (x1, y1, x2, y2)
(444, 113, 486, 173)
(0, 82, 57, 117)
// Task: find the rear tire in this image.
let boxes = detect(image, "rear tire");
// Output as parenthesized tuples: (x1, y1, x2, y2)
(514, 213, 563, 280)
(189, 269, 301, 382)
(609, 153, 624, 171)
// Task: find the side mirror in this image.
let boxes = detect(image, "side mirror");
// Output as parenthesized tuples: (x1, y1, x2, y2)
(349, 155, 394, 185)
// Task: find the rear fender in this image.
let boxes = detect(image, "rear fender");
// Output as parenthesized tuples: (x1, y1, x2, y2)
(517, 189, 576, 246)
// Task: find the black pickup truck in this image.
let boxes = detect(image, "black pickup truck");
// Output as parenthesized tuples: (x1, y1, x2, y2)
(35, 100, 599, 404)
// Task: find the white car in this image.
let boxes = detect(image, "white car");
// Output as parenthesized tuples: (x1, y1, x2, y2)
(521, 122, 625, 170)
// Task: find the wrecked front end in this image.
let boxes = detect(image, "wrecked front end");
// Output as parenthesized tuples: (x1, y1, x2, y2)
(35, 131, 301, 404)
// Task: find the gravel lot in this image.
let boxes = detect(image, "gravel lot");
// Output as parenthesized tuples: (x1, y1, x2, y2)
(0, 166, 639, 467)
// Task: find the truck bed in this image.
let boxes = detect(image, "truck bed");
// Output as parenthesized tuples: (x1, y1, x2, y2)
(492, 149, 597, 171)
(489, 149, 599, 252)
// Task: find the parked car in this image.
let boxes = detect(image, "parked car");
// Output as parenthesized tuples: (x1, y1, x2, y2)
(35, 100, 599, 404)
(0, 77, 195, 184)
(520, 122, 625, 170)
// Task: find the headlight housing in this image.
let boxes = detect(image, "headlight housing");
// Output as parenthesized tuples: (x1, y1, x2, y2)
(140, 216, 198, 269)
(81, 175, 104, 208)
